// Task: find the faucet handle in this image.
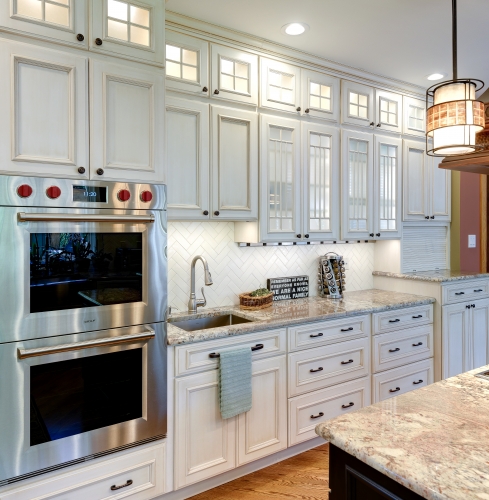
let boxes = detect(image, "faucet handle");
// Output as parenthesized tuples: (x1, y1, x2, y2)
(197, 286, 207, 308)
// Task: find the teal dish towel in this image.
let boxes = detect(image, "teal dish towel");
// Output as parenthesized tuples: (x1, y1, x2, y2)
(219, 346, 252, 419)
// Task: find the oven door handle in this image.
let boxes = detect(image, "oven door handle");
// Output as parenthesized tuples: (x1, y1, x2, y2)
(17, 329, 155, 359)
(17, 213, 155, 224)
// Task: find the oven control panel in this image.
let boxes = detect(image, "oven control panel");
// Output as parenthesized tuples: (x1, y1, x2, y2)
(3, 176, 166, 210)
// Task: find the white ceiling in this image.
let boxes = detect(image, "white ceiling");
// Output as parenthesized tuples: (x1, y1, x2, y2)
(165, 0, 489, 92)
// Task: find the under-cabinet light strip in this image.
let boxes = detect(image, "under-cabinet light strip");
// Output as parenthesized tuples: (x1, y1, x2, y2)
(237, 240, 375, 247)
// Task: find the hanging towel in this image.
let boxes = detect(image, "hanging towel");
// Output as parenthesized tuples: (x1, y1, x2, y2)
(219, 346, 252, 419)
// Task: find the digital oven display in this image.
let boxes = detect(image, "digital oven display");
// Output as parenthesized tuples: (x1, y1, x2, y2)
(73, 186, 107, 203)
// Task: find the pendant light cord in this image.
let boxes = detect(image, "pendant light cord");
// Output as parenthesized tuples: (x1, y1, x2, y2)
(452, 0, 458, 80)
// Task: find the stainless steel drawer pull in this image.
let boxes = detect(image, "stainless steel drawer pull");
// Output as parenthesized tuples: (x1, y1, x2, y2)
(18, 329, 155, 359)
(455, 292, 465, 295)
(389, 387, 401, 393)
(18, 212, 155, 224)
(310, 412, 324, 419)
(209, 343, 264, 358)
(388, 319, 400, 323)
(412, 342, 423, 347)
(341, 359, 354, 365)
(111, 480, 133, 491)
(413, 379, 424, 385)
(340, 327, 354, 332)
(474, 289, 484, 292)
(310, 367, 324, 373)
(309, 333, 324, 338)
(342, 402, 354, 409)
(412, 315, 423, 319)
(388, 347, 400, 352)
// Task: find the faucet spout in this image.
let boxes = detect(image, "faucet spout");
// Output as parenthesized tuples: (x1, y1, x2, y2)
(188, 256, 213, 313)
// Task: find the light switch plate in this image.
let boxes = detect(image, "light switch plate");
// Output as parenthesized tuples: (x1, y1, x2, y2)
(469, 235, 477, 248)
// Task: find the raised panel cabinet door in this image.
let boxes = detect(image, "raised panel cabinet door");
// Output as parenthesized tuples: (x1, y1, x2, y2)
(260, 57, 301, 114)
(470, 298, 489, 371)
(302, 122, 340, 241)
(90, 0, 165, 66)
(166, 97, 210, 220)
(211, 106, 258, 220)
(90, 59, 165, 183)
(403, 139, 430, 221)
(374, 89, 402, 134)
(175, 370, 236, 489)
(403, 96, 426, 138)
(238, 356, 287, 465)
(165, 30, 209, 97)
(341, 129, 374, 240)
(442, 302, 471, 379)
(300, 69, 340, 123)
(259, 114, 302, 242)
(211, 44, 258, 105)
(0, 41, 89, 179)
(0, 0, 88, 48)
(341, 80, 374, 128)
(430, 154, 451, 221)
(373, 135, 402, 239)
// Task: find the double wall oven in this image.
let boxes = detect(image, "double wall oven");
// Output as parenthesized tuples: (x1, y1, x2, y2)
(0, 176, 167, 484)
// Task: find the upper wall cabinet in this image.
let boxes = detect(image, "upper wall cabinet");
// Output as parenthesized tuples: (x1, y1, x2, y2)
(165, 30, 209, 96)
(403, 96, 426, 138)
(374, 89, 402, 134)
(0, 0, 89, 48)
(301, 69, 340, 123)
(260, 57, 301, 114)
(341, 80, 374, 128)
(90, 59, 165, 183)
(90, 0, 165, 65)
(0, 41, 89, 179)
(210, 44, 258, 106)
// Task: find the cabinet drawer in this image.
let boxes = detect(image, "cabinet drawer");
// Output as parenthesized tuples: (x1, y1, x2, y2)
(288, 315, 370, 352)
(288, 377, 370, 446)
(372, 358, 434, 403)
(372, 325, 433, 373)
(0, 443, 165, 500)
(288, 338, 369, 397)
(372, 304, 433, 335)
(442, 279, 489, 305)
(174, 328, 286, 377)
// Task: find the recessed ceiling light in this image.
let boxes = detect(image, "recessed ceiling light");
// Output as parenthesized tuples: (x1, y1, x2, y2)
(281, 23, 309, 36)
(427, 73, 445, 81)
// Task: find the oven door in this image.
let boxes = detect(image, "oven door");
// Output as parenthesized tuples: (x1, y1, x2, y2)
(0, 207, 167, 342)
(0, 323, 166, 483)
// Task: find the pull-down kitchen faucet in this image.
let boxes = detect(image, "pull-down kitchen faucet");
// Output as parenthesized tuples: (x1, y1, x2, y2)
(188, 256, 213, 313)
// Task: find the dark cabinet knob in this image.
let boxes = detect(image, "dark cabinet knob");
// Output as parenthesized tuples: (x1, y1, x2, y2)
(472, 304, 476, 308)
(376, 233, 381, 237)
(430, 216, 435, 219)
(466, 305, 471, 309)
(425, 216, 430, 219)
(214, 211, 220, 216)
(369, 233, 374, 237)
(214, 89, 219, 95)
(95, 38, 103, 46)
(376, 123, 381, 127)
(203, 210, 209, 216)
(202, 86, 208, 92)
(304, 234, 310, 238)
(77, 34, 85, 42)
(297, 234, 302, 238)
(77, 166, 86, 174)
(305, 108, 310, 113)
(369, 122, 375, 126)
(96, 168, 104, 176)
(296, 107, 301, 112)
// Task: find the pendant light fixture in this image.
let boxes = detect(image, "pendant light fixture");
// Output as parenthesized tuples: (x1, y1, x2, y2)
(426, 0, 485, 156)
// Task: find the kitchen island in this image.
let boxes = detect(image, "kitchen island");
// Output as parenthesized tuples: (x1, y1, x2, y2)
(316, 366, 489, 500)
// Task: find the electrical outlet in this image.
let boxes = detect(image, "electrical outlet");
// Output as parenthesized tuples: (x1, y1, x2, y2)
(468, 235, 476, 248)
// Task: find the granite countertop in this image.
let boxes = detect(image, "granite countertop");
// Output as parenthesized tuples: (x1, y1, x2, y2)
(316, 367, 489, 500)
(373, 269, 489, 282)
(167, 289, 435, 346)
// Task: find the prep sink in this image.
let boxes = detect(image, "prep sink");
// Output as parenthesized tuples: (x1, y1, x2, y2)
(169, 314, 253, 332)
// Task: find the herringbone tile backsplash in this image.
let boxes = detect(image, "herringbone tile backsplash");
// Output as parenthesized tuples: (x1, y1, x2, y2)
(168, 222, 374, 311)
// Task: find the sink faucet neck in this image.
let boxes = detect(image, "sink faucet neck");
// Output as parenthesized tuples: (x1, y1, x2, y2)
(188, 255, 213, 313)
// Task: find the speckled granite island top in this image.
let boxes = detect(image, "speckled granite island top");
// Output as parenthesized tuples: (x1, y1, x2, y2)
(373, 269, 489, 282)
(167, 289, 435, 346)
(316, 367, 489, 500)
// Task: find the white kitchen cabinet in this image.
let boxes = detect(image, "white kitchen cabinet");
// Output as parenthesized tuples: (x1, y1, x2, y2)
(211, 106, 258, 220)
(211, 44, 258, 106)
(374, 89, 403, 134)
(166, 97, 210, 220)
(403, 139, 450, 222)
(165, 30, 209, 96)
(341, 80, 374, 128)
(259, 114, 302, 241)
(260, 57, 301, 114)
(302, 122, 340, 241)
(403, 96, 426, 138)
(90, 0, 165, 66)
(0, 0, 88, 48)
(90, 59, 165, 183)
(237, 355, 287, 465)
(442, 298, 489, 379)
(300, 69, 340, 123)
(0, 41, 89, 179)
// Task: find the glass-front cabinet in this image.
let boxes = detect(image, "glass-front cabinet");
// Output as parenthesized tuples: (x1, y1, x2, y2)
(341, 80, 374, 128)
(375, 89, 403, 134)
(260, 58, 301, 114)
(301, 69, 340, 123)
(403, 96, 426, 138)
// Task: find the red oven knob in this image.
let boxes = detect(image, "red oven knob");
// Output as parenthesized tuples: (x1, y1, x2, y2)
(140, 190, 153, 203)
(117, 189, 131, 202)
(17, 184, 33, 198)
(46, 186, 61, 199)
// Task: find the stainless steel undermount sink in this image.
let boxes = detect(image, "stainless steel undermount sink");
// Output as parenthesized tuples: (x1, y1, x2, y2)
(169, 314, 253, 332)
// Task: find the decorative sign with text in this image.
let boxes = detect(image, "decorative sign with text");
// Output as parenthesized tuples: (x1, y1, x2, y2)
(267, 275, 309, 301)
